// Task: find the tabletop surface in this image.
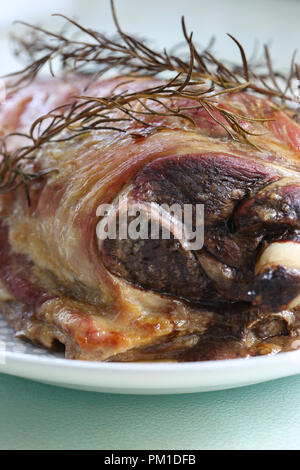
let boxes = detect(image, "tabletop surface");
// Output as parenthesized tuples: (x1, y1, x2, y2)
(1, 0, 300, 451)
(0, 373, 300, 450)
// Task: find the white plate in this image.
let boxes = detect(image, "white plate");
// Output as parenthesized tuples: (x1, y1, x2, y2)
(2, 312, 300, 394)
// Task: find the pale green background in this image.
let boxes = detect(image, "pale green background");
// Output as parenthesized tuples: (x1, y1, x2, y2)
(0, 373, 300, 450)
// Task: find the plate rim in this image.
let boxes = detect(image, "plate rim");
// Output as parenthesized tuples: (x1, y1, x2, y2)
(2, 345, 300, 371)
(2, 346, 300, 394)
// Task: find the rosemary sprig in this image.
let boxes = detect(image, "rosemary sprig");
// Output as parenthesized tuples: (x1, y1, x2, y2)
(0, 0, 299, 203)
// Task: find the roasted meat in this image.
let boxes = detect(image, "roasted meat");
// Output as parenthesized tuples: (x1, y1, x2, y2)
(1, 72, 300, 361)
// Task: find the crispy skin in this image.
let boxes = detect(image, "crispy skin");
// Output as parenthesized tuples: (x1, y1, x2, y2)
(1, 76, 300, 361)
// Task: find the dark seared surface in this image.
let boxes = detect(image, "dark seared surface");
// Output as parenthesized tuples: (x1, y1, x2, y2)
(235, 182, 300, 233)
(253, 266, 300, 311)
(102, 224, 219, 303)
(102, 152, 300, 309)
(111, 302, 299, 362)
(133, 153, 277, 218)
